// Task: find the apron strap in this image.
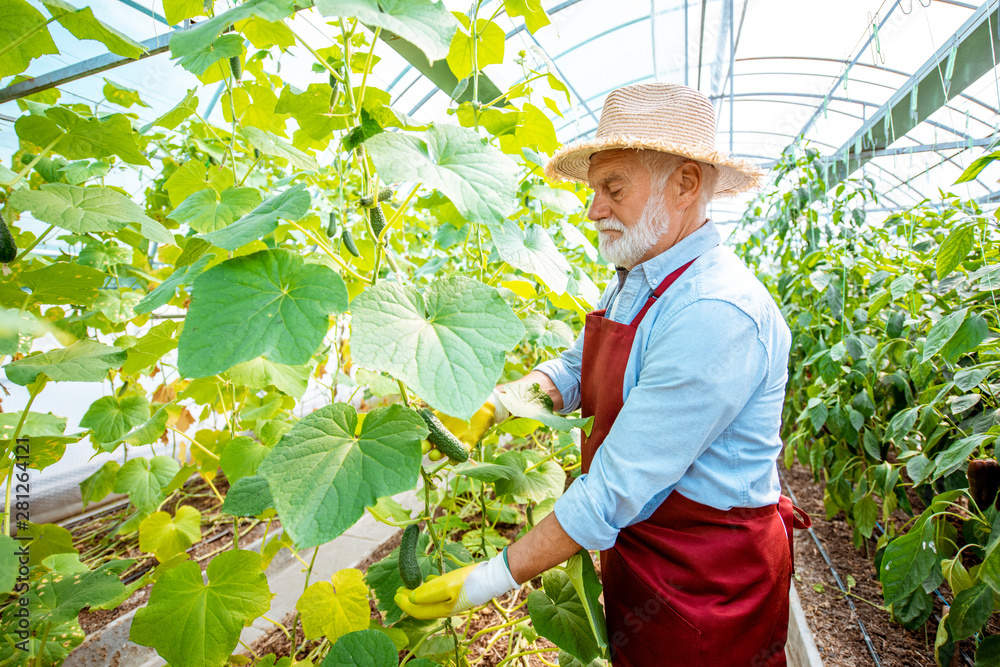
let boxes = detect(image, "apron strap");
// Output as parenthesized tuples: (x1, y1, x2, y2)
(629, 258, 697, 328)
(778, 494, 811, 577)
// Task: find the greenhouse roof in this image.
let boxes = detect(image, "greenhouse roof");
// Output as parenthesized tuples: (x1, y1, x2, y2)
(1, 0, 999, 224)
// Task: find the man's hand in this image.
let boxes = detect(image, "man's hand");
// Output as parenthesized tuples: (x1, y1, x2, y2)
(394, 552, 519, 619)
(503, 370, 564, 412)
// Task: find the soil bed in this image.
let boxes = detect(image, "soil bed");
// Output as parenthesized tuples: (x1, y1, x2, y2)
(783, 461, 997, 667)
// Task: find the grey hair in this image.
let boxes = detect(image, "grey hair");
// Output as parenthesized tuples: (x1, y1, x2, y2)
(637, 150, 718, 212)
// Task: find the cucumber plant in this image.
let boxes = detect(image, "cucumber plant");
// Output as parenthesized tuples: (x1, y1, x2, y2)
(0, 0, 608, 665)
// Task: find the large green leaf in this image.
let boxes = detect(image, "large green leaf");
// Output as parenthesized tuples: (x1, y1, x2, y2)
(80, 394, 149, 445)
(220, 474, 275, 517)
(4, 339, 126, 385)
(879, 519, 938, 604)
(316, 0, 457, 62)
(257, 403, 428, 548)
(936, 225, 974, 279)
(10, 183, 159, 234)
(219, 435, 271, 483)
(130, 549, 272, 667)
(0, 262, 106, 308)
(224, 357, 310, 399)
(147, 88, 199, 131)
(565, 550, 608, 657)
(27, 558, 132, 629)
(15, 107, 149, 166)
(79, 461, 120, 510)
(942, 314, 988, 362)
(947, 583, 992, 641)
(168, 186, 262, 233)
(243, 127, 318, 171)
(113, 455, 180, 514)
(447, 15, 504, 79)
(527, 569, 601, 663)
(0, 535, 17, 597)
(296, 568, 370, 641)
(133, 254, 212, 315)
(364, 124, 518, 226)
(177, 33, 243, 76)
(923, 308, 969, 362)
(122, 320, 183, 374)
(492, 220, 571, 293)
(0, 0, 58, 77)
(138, 506, 202, 562)
(41, 0, 146, 58)
(0, 411, 66, 439)
(351, 276, 524, 418)
(200, 185, 311, 250)
(168, 0, 297, 57)
(177, 248, 348, 378)
(320, 629, 398, 667)
(505, 0, 550, 34)
(497, 382, 592, 433)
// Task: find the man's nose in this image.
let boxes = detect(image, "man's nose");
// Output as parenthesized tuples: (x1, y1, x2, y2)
(587, 193, 608, 221)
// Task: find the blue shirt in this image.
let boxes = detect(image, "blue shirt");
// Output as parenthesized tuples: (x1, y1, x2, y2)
(537, 221, 792, 551)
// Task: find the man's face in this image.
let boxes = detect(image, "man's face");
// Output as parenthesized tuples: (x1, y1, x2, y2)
(586, 150, 670, 269)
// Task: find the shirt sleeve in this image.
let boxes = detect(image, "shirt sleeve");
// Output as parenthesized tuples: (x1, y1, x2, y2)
(552, 298, 769, 551)
(532, 282, 616, 414)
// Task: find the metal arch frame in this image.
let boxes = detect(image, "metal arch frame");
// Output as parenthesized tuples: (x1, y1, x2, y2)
(821, 0, 1000, 189)
(735, 55, 1000, 116)
(793, 0, 905, 141)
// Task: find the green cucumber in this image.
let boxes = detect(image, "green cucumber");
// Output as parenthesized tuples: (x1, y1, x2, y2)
(0, 212, 17, 263)
(418, 408, 469, 463)
(342, 229, 361, 258)
(398, 524, 423, 589)
(369, 205, 387, 239)
(229, 56, 242, 81)
(327, 211, 337, 237)
(358, 186, 392, 208)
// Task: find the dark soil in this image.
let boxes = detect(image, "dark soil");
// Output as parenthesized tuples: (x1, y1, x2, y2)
(783, 461, 989, 667)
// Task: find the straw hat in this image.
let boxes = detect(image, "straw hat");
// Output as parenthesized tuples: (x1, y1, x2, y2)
(544, 82, 766, 198)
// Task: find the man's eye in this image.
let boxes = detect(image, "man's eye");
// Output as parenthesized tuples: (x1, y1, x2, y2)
(610, 189, 622, 197)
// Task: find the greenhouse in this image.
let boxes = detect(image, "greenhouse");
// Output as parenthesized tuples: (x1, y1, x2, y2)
(1, 0, 999, 665)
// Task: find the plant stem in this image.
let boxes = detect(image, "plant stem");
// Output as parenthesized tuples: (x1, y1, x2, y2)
(6, 137, 61, 188)
(293, 545, 321, 659)
(3, 381, 42, 536)
(167, 426, 220, 460)
(200, 472, 225, 505)
(354, 27, 381, 123)
(0, 18, 56, 63)
(287, 220, 370, 283)
(10, 224, 55, 265)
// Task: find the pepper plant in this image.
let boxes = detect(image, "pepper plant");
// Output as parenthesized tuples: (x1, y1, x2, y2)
(732, 144, 1000, 664)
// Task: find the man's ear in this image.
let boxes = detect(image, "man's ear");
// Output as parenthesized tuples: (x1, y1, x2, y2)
(672, 161, 703, 211)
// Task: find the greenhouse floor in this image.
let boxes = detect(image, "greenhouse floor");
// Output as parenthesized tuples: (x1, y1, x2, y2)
(785, 463, 990, 666)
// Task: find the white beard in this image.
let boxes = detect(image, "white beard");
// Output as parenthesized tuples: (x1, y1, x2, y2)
(595, 194, 671, 268)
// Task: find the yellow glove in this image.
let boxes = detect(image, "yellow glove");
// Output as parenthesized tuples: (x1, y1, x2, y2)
(432, 388, 509, 446)
(394, 550, 519, 619)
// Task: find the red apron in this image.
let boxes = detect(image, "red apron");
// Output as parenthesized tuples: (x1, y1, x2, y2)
(579, 259, 811, 667)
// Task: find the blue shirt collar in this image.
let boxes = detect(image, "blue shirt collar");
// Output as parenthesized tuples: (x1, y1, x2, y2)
(630, 220, 721, 292)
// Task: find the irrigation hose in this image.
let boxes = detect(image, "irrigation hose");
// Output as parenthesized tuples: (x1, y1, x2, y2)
(779, 469, 883, 667)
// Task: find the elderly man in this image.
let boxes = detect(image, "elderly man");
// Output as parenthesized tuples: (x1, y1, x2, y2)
(396, 83, 810, 666)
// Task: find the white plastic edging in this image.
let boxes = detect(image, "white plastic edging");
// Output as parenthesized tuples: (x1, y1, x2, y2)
(787, 582, 824, 667)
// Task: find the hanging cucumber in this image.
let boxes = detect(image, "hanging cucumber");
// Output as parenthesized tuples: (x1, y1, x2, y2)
(417, 409, 469, 463)
(229, 56, 242, 82)
(0, 212, 17, 264)
(342, 229, 361, 258)
(384, 249, 400, 274)
(398, 524, 423, 590)
(369, 205, 388, 239)
(358, 187, 393, 208)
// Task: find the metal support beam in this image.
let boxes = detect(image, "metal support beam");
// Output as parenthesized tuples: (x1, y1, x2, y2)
(0, 30, 173, 105)
(822, 0, 1000, 187)
(684, 0, 690, 86)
